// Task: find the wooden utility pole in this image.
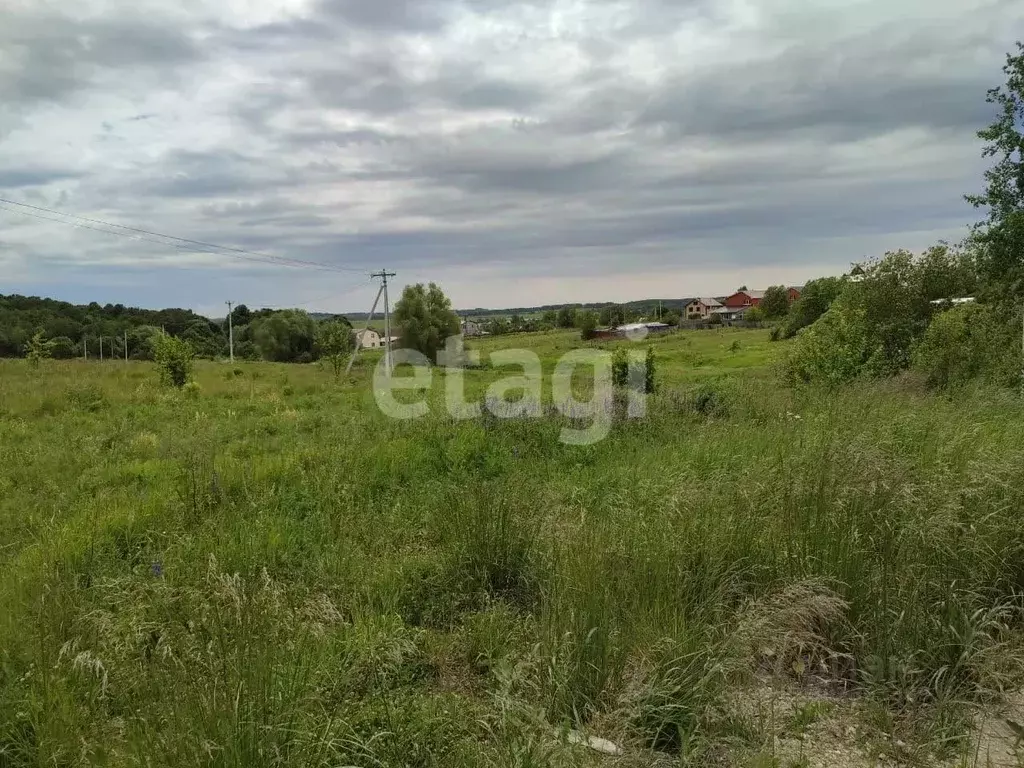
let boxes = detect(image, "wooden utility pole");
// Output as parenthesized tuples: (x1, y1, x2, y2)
(226, 301, 235, 363)
(124, 330, 129, 362)
(373, 270, 396, 377)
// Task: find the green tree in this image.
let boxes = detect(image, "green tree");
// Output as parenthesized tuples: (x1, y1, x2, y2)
(153, 333, 194, 387)
(316, 320, 354, 379)
(250, 310, 318, 362)
(24, 331, 56, 368)
(578, 310, 599, 340)
(967, 42, 1024, 303)
(556, 307, 577, 328)
(913, 303, 1017, 390)
(392, 283, 460, 363)
(230, 304, 252, 326)
(760, 285, 791, 319)
(542, 309, 558, 326)
(783, 276, 846, 337)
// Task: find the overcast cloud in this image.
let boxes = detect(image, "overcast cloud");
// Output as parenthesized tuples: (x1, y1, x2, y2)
(0, 0, 1020, 314)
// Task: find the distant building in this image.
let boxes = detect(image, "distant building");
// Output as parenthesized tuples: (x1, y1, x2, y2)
(684, 298, 724, 319)
(723, 290, 766, 309)
(352, 329, 382, 349)
(462, 319, 487, 337)
(711, 306, 748, 322)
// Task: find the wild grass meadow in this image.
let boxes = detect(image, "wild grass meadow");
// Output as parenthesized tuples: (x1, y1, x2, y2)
(3, 327, 1024, 766)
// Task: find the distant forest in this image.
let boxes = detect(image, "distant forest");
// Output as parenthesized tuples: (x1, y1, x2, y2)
(0, 294, 349, 363)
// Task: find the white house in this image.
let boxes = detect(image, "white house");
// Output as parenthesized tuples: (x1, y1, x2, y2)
(353, 329, 382, 349)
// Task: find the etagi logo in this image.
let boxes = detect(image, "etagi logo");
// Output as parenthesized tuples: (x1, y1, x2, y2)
(372, 330, 654, 445)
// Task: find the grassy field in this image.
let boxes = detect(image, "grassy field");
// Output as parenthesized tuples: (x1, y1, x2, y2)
(2, 327, 1024, 766)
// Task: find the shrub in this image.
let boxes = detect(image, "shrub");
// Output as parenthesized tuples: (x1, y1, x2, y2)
(785, 300, 872, 386)
(153, 334, 194, 387)
(913, 303, 1017, 390)
(611, 347, 656, 393)
(183, 381, 201, 399)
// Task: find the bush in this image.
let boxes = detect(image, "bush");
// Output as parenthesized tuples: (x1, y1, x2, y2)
(153, 334, 194, 387)
(611, 347, 656, 393)
(785, 300, 872, 385)
(183, 381, 201, 399)
(913, 303, 1018, 390)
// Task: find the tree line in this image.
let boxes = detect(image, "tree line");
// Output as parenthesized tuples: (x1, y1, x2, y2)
(0, 295, 353, 364)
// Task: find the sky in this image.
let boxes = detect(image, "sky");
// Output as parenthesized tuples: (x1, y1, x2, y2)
(1, 0, 1020, 316)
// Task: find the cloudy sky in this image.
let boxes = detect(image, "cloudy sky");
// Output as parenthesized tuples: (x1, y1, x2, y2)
(1, 0, 1020, 315)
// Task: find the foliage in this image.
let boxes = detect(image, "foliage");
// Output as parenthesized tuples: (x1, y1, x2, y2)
(230, 303, 252, 326)
(787, 246, 979, 383)
(785, 298, 872, 385)
(542, 309, 558, 326)
(966, 42, 1024, 303)
(50, 336, 77, 359)
(611, 347, 656, 392)
(250, 310, 318, 363)
(0, 293, 215, 358)
(556, 307, 577, 328)
(393, 283, 461, 363)
(578, 310, 599, 341)
(744, 305, 765, 323)
(153, 333, 195, 387)
(913, 303, 1018, 390)
(316, 320, 354, 379)
(783, 276, 845, 338)
(24, 331, 57, 368)
(760, 285, 791, 319)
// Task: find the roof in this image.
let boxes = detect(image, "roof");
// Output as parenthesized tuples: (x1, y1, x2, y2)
(712, 305, 745, 314)
(733, 289, 765, 299)
(353, 328, 378, 337)
(696, 297, 724, 307)
(788, 285, 805, 292)
(617, 321, 670, 332)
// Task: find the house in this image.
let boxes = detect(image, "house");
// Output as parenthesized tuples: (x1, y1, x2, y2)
(462, 319, 486, 337)
(684, 297, 724, 320)
(352, 328, 382, 349)
(787, 286, 804, 302)
(711, 306, 747, 322)
(723, 289, 765, 309)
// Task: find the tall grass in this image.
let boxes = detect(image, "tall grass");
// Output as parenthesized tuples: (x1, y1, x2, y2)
(2, 350, 1024, 764)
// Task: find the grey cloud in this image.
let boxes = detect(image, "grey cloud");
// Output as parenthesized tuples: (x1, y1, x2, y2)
(0, 14, 203, 106)
(0, 168, 82, 188)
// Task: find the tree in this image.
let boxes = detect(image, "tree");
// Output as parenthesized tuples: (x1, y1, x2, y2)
(316, 320, 354, 379)
(250, 310, 318, 362)
(153, 334, 194, 387)
(392, 283, 460, 363)
(783, 276, 846, 337)
(966, 42, 1024, 303)
(760, 285, 791, 319)
(557, 307, 577, 328)
(737, 285, 748, 292)
(24, 331, 56, 368)
(230, 304, 252, 326)
(578, 310, 599, 340)
(542, 309, 558, 326)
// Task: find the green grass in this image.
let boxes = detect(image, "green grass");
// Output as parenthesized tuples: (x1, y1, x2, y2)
(2, 327, 1024, 766)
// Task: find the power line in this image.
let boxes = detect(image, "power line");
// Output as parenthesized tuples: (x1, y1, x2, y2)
(0, 197, 369, 274)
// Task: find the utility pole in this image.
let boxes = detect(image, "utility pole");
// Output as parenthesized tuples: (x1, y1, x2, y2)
(124, 330, 128, 362)
(83, 334, 88, 361)
(99, 337, 103, 361)
(346, 270, 396, 377)
(226, 300, 235, 363)
(373, 269, 396, 377)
